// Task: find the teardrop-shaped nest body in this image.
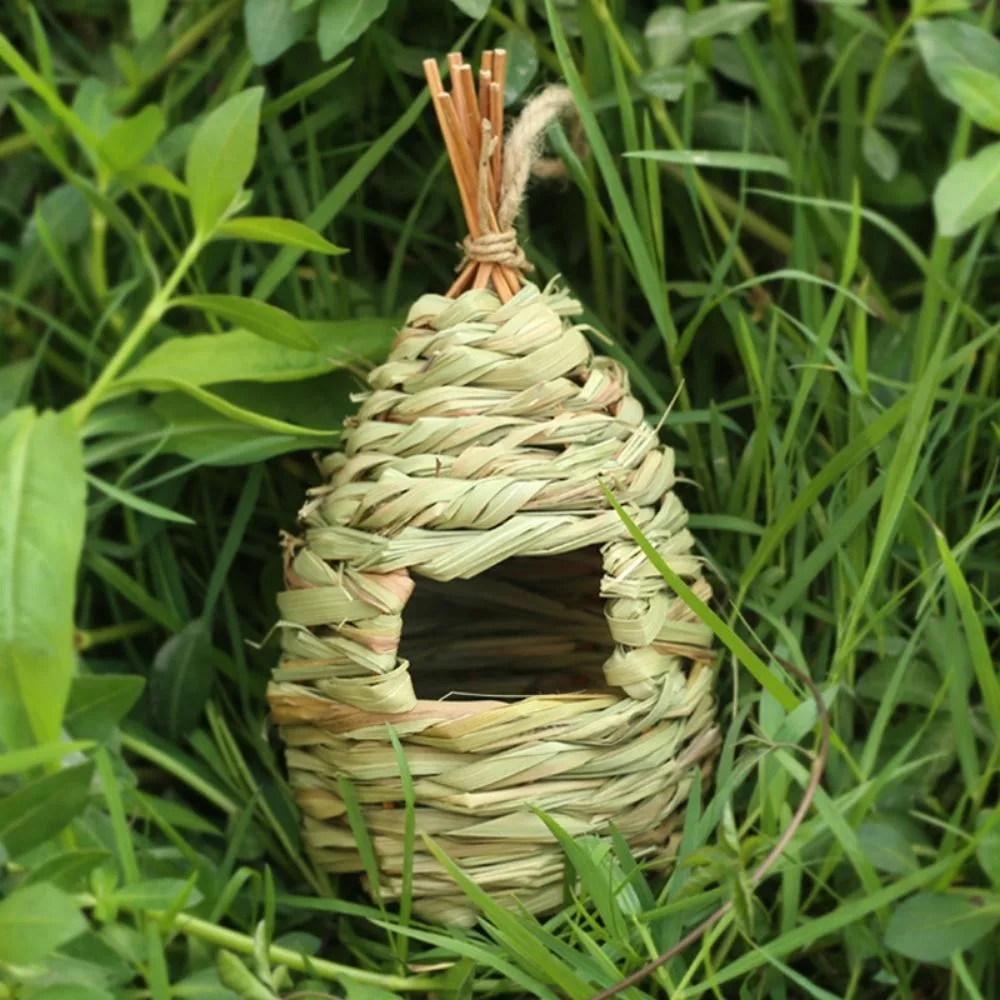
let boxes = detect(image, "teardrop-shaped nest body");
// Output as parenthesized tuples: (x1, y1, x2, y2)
(268, 52, 719, 927)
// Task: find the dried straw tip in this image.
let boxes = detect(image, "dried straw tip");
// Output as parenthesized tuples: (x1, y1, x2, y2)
(268, 51, 719, 926)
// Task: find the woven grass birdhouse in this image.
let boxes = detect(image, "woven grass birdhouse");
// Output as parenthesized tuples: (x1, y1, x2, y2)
(268, 51, 720, 926)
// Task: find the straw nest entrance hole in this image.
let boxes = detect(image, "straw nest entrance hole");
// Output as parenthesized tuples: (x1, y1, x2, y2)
(399, 547, 614, 702)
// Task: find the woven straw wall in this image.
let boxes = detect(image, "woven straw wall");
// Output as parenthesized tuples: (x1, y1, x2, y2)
(268, 280, 719, 924)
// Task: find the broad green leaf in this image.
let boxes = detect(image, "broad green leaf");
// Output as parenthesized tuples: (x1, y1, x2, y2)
(918, 0, 971, 9)
(169, 294, 318, 350)
(86, 473, 195, 525)
(149, 619, 214, 740)
(625, 148, 789, 177)
(857, 657, 941, 707)
(108, 878, 204, 911)
(184, 88, 264, 234)
(0, 762, 94, 857)
(878, 59, 912, 110)
(862, 126, 899, 182)
(884, 892, 1000, 961)
(131, 791, 223, 836)
(218, 951, 277, 1000)
(942, 64, 1000, 133)
(645, 6, 689, 67)
(217, 216, 346, 253)
(23, 185, 89, 250)
(317, 0, 389, 61)
(344, 980, 403, 1000)
(497, 30, 539, 105)
(22, 848, 110, 890)
(9, 97, 76, 178)
(638, 66, 694, 101)
(933, 140, 1000, 236)
(9, 102, 143, 254)
(0, 409, 86, 748)
(130, 0, 169, 39)
(154, 380, 342, 438)
(863, 169, 929, 209)
(27, 193, 91, 314)
(71, 77, 115, 142)
(0, 884, 87, 965)
(0, 359, 32, 417)
(0, 741, 93, 776)
(687, 2, 766, 38)
(113, 39, 142, 86)
(449, 0, 490, 18)
(120, 163, 187, 195)
(0, 36, 101, 150)
(168, 968, 243, 1000)
(857, 817, 919, 874)
(150, 390, 341, 466)
(244, 0, 313, 66)
(117, 319, 393, 392)
(916, 18, 1000, 105)
(98, 105, 166, 171)
(26, 986, 114, 1000)
(64, 673, 146, 742)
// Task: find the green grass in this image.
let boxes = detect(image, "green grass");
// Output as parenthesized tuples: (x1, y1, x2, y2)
(1, 0, 1000, 998)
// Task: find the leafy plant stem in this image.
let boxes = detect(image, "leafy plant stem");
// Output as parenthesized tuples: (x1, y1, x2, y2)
(91, 197, 109, 302)
(76, 896, 441, 991)
(76, 620, 156, 650)
(0, 129, 39, 160)
(72, 234, 205, 424)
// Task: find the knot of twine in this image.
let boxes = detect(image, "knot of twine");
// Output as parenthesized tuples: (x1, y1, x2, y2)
(462, 228, 528, 271)
(459, 85, 583, 274)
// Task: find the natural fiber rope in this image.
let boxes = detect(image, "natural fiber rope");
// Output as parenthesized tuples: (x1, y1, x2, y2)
(460, 85, 580, 273)
(499, 85, 577, 230)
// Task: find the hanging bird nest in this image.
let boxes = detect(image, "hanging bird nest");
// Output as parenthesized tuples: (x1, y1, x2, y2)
(268, 50, 720, 927)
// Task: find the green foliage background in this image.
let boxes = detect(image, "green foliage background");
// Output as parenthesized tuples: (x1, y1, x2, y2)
(1, 0, 1000, 997)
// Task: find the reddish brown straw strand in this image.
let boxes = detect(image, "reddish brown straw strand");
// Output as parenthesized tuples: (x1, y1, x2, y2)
(422, 51, 521, 303)
(491, 49, 507, 194)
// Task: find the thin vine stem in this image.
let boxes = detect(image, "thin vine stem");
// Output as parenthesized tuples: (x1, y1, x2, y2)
(71, 234, 204, 424)
(74, 896, 441, 993)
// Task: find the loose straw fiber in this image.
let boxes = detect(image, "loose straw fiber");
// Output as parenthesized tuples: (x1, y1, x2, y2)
(268, 52, 719, 927)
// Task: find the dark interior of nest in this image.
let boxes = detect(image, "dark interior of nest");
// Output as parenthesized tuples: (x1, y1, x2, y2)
(398, 546, 615, 701)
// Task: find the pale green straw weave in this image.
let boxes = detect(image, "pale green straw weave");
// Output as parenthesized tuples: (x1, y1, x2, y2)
(269, 279, 720, 926)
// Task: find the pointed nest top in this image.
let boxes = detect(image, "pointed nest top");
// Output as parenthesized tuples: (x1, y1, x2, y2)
(423, 50, 576, 303)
